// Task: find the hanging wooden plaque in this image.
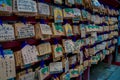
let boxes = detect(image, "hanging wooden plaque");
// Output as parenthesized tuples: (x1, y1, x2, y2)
(0, 24, 15, 42)
(37, 42, 52, 56)
(14, 23, 35, 39)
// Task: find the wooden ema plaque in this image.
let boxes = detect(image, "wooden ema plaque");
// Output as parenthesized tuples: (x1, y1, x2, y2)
(80, 24, 86, 38)
(64, 23, 73, 37)
(79, 65, 84, 74)
(52, 23, 65, 36)
(38, 66, 49, 80)
(13, 0, 37, 16)
(74, 0, 83, 5)
(81, 9, 88, 21)
(37, 42, 52, 56)
(17, 69, 35, 80)
(17, 69, 32, 79)
(63, 8, 75, 18)
(14, 23, 35, 39)
(83, 60, 89, 68)
(69, 68, 79, 78)
(83, 0, 92, 9)
(54, 0, 63, 4)
(54, 7, 63, 23)
(0, 0, 12, 16)
(62, 39, 75, 53)
(14, 51, 23, 67)
(52, 44, 63, 59)
(73, 25, 80, 35)
(74, 40, 82, 54)
(65, 0, 75, 7)
(49, 62, 63, 74)
(84, 48, 90, 58)
(91, 0, 101, 12)
(35, 23, 52, 40)
(60, 73, 70, 80)
(0, 50, 16, 80)
(37, 2, 50, 18)
(21, 45, 39, 65)
(0, 24, 15, 42)
(72, 8, 81, 23)
(69, 55, 77, 65)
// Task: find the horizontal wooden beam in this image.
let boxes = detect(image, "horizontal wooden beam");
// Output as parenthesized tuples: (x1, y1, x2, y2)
(99, 0, 120, 8)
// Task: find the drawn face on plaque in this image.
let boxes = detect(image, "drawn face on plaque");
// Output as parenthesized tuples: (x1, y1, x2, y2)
(72, 8, 81, 23)
(53, 44, 63, 58)
(38, 66, 49, 80)
(63, 8, 75, 18)
(62, 73, 70, 80)
(70, 69, 79, 78)
(52, 23, 64, 36)
(64, 23, 73, 36)
(54, 8, 63, 23)
(0, 0, 12, 12)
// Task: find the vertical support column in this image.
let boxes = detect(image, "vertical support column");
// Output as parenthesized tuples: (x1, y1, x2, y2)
(76, 75, 83, 80)
(108, 54, 113, 66)
(83, 67, 90, 80)
(80, 75, 83, 80)
(114, 44, 118, 62)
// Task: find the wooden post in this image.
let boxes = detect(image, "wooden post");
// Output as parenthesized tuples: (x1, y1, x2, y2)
(80, 75, 83, 80)
(76, 75, 82, 80)
(83, 67, 90, 80)
(108, 54, 113, 66)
